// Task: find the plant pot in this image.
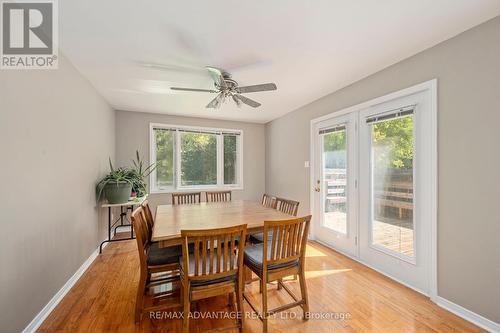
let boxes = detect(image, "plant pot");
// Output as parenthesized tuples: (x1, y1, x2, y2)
(103, 181, 132, 204)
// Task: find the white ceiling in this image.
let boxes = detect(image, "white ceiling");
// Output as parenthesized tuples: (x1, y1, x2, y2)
(60, 1, 500, 123)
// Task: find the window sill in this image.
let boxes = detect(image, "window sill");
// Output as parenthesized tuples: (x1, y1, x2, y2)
(150, 186, 244, 195)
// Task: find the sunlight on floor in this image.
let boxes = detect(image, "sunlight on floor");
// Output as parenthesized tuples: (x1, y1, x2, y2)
(305, 268, 352, 279)
(305, 245, 328, 257)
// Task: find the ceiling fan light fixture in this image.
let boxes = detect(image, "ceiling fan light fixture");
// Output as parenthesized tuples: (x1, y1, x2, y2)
(166, 65, 277, 109)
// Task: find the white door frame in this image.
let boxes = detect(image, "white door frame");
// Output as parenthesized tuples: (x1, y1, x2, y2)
(309, 79, 437, 301)
(312, 113, 358, 257)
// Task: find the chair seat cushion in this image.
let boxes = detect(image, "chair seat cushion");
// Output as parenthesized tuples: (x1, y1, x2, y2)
(147, 243, 182, 266)
(244, 243, 298, 275)
(249, 231, 273, 244)
(179, 252, 237, 286)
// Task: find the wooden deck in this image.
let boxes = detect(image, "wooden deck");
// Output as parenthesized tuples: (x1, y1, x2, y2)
(324, 212, 414, 257)
(36, 237, 482, 332)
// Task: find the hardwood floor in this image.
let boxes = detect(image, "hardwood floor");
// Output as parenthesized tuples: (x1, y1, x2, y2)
(37, 237, 483, 332)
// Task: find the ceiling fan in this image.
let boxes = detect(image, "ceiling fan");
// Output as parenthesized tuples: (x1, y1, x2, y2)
(165, 66, 277, 109)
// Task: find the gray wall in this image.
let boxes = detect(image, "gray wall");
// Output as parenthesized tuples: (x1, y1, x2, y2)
(115, 111, 266, 210)
(0, 55, 115, 332)
(265, 16, 500, 323)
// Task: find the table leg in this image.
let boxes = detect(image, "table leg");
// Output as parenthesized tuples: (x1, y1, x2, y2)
(99, 207, 112, 254)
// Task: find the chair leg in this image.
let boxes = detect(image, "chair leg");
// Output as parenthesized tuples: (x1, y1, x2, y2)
(259, 280, 262, 293)
(135, 272, 147, 323)
(262, 277, 268, 333)
(298, 269, 309, 320)
(182, 285, 190, 333)
(236, 283, 244, 333)
(277, 278, 282, 290)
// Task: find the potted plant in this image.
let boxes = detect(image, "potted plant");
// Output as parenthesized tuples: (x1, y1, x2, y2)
(129, 150, 156, 198)
(96, 159, 134, 204)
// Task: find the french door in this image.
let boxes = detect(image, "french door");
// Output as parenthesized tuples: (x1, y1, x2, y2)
(312, 113, 358, 257)
(312, 85, 436, 295)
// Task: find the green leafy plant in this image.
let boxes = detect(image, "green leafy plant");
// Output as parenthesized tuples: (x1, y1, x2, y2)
(129, 150, 156, 197)
(96, 158, 135, 202)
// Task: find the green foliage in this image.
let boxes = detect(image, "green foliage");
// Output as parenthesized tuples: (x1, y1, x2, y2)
(130, 150, 156, 196)
(322, 116, 414, 170)
(96, 158, 135, 202)
(372, 116, 413, 169)
(224, 135, 237, 184)
(155, 130, 174, 187)
(323, 130, 346, 152)
(96, 151, 156, 202)
(180, 133, 217, 185)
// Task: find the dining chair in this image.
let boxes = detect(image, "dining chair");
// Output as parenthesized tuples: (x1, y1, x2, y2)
(250, 197, 300, 244)
(180, 224, 247, 333)
(172, 192, 201, 205)
(261, 194, 277, 209)
(131, 207, 182, 323)
(275, 197, 300, 216)
(205, 190, 232, 202)
(141, 200, 154, 241)
(243, 216, 311, 333)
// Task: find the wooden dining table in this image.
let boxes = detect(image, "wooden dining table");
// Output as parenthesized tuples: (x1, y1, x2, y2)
(152, 200, 293, 248)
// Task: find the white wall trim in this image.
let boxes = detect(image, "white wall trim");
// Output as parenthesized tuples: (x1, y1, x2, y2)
(22, 242, 107, 333)
(435, 296, 500, 333)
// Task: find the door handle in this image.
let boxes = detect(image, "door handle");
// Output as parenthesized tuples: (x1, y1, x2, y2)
(314, 180, 321, 192)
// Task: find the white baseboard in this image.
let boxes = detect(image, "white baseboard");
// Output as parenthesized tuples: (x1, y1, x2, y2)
(435, 296, 500, 333)
(311, 238, 500, 333)
(22, 241, 108, 333)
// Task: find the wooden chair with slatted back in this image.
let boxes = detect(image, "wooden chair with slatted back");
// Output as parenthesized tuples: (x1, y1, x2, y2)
(261, 194, 277, 209)
(205, 190, 232, 202)
(172, 192, 201, 205)
(250, 197, 299, 244)
(141, 200, 154, 241)
(243, 216, 311, 333)
(131, 207, 181, 323)
(275, 197, 299, 216)
(180, 224, 247, 333)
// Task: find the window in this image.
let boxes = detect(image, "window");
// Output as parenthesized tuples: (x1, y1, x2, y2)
(150, 124, 243, 192)
(180, 132, 217, 186)
(321, 125, 348, 234)
(223, 134, 238, 185)
(369, 112, 415, 258)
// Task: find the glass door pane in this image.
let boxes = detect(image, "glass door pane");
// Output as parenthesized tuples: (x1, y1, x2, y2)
(322, 128, 347, 234)
(370, 115, 415, 258)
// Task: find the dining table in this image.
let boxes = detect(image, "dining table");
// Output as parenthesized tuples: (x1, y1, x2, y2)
(152, 200, 293, 248)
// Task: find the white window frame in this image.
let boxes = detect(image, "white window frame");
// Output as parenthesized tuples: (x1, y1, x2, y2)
(149, 123, 244, 193)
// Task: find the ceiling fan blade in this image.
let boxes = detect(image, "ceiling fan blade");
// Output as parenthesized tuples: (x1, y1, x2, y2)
(234, 94, 261, 108)
(206, 93, 224, 108)
(170, 87, 217, 93)
(139, 62, 206, 74)
(232, 94, 242, 107)
(238, 83, 277, 93)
